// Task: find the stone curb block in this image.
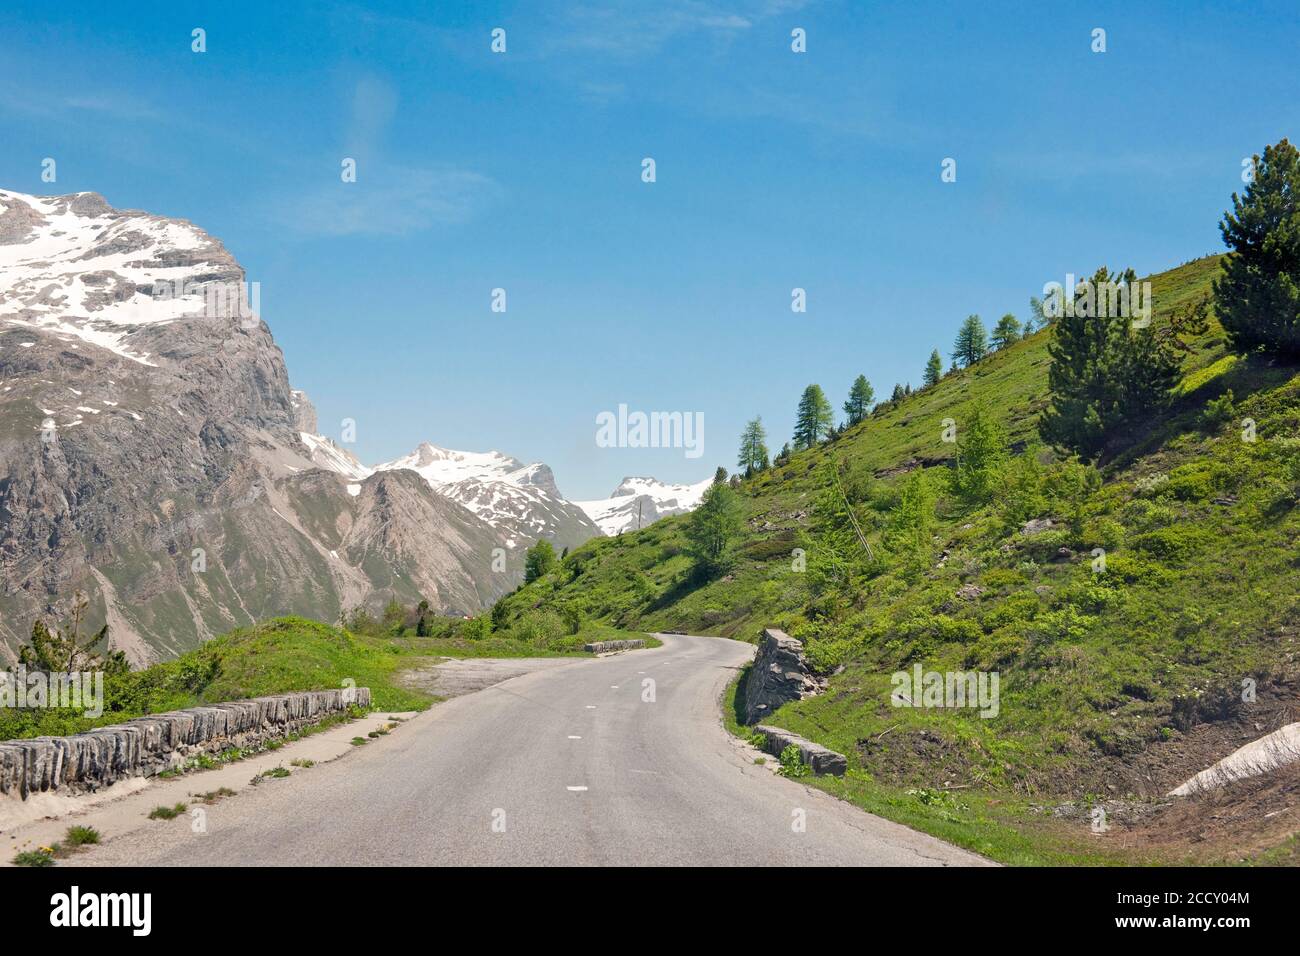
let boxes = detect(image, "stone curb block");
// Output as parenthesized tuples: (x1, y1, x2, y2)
(754, 724, 847, 776)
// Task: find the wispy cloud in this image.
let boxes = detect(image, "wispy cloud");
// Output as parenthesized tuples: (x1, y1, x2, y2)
(541, 0, 809, 58)
(0, 86, 162, 122)
(274, 74, 499, 237)
(279, 163, 501, 237)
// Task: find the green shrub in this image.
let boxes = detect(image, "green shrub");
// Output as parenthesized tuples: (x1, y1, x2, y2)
(460, 615, 492, 640)
(1200, 389, 1237, 431)
(1120, 498, 1179, 531)
(1029, 606, 1096, 645)
(979, 592, 1040, 631)
(776, 744, 809, 778)
(512, 609, 565, 646)
(1020, 529, 1072, 562)
(12, 848, 56, 867)
(1083, 516, 1126, 551)
(1165, 463, 1218, 502)
(1130, 526, 1208, 564)
(965, 629, 1028, 669)
(64, 826, 100, 847)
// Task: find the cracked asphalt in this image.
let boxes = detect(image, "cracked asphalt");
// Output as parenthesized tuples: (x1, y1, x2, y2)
(82, 634, 991, 866)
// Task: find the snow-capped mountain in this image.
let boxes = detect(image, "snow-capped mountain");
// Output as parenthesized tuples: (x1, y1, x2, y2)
(577, 476, 714, 536)
(306, 438, 713, 547)
(0, 190, 225, 366)
(373, 442, 600, 552)
(0, 189, 515, 662)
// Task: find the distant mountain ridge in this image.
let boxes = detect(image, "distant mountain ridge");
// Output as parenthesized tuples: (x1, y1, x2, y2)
(576, 476, 714, 536)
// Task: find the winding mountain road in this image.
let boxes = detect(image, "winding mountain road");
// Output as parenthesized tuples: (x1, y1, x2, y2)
(83, 634, 989, 866)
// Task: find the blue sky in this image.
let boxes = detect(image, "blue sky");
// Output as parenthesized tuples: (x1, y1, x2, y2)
(2, 0, 1295, 499)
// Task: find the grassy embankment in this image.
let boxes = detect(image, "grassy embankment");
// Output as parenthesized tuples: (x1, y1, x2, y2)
(497, 253, 1300, 864)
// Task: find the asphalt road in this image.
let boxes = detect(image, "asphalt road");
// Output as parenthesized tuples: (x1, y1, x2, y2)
(83, 634, 990, 866)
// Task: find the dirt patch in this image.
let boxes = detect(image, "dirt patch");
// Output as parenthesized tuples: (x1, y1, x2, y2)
(398, 657, 580, 698)
(1088, 675, 1300, 799)
(856, 728, 981, 789)
(1095, 761, 1300, 864)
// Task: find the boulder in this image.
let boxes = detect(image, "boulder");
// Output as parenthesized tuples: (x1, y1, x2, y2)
(741, 628, 826, 725)
(1020, 517, 1055, 536)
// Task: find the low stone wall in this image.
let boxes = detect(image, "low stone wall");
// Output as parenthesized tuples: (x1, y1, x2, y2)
(0, 687, 371, 800)
(754, 724, 847, 776)
(741, 628, 826, 725)
(584, 639, 645, 653)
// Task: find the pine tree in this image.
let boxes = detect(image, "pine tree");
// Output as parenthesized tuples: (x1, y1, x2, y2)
(1215, 138, 1300, 355)
(523, 539, 557, 584)
(952, 314, 988, 366)
(887, 471, 936, 582)
(684, 482, 743, 575)
(491, 600, 509, 631)
(1038, 265, 1189, 459)
(947, 404, 1008, 506)
(890, 382, 905, 402)
(1026, 295, 1047, 334)
(17, 592, 127, 675)
(736, 417, 769, 473)
(713, 466, 728, 485)
(792, 384, 834, 449)
(923, 349, 942, 387)
(842, 375, 875, 425)
(991, 313, 1022, 350)
(775, 442, 792, 465)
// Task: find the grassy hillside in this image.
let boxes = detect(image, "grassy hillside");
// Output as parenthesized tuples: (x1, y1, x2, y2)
(495, 253, 1300, 863)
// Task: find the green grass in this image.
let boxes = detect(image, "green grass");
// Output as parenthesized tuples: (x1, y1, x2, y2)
(0, 617, 445, 741)
(63, 825, 100, 847)
(194, 787, 236, 803)
(12, 848, 57, 867)
(148, 802, 187, 821)
(719, 666, 1133, 865)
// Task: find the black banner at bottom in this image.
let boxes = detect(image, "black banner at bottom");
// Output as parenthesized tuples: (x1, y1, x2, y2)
(0, 864, 1275, 941)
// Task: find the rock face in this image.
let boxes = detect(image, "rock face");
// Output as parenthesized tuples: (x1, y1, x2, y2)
(290, 389, 317, 433)
(373, 442, 601, 558)
(741, 628, 826, 725)
(0, 188, 522, 664)
(0, 687, 371, 799)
